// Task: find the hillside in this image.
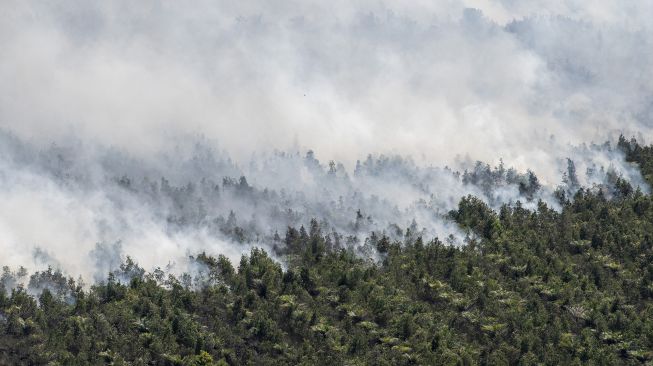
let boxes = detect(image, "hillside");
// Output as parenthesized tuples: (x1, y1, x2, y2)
(1, 138, 653, 365)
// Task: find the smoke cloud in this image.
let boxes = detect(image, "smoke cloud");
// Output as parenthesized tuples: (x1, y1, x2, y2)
(1, 0, 652, 281)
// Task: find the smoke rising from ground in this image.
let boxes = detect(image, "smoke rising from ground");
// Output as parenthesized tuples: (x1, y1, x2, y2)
(1, 1, 653, 280)
(0, 131, 646, 282)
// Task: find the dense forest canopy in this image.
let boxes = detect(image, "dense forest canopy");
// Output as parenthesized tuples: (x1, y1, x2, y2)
(1, 135, 653, 365)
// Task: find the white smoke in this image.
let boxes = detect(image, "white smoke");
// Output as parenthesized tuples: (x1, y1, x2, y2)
(1, 0, 652, 281)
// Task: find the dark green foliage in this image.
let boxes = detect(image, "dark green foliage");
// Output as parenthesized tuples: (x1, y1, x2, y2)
(2, 140, 653, 364)
(619, 134, 653, 185)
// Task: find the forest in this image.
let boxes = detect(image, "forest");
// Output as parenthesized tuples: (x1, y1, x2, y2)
(0, 136, 652, 365)
(5, 0, 653, 364)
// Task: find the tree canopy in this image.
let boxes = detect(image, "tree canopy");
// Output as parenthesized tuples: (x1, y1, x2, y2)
(1, 137, 653, 365)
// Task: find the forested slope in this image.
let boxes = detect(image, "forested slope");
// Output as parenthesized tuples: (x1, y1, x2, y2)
(2, 138, 653, 365)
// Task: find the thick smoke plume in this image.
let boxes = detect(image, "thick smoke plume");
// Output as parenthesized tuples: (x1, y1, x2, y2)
(1, 1, 652, 281)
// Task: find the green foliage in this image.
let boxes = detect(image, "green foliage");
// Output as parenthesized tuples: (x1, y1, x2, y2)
(2, 139, 653, 364)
